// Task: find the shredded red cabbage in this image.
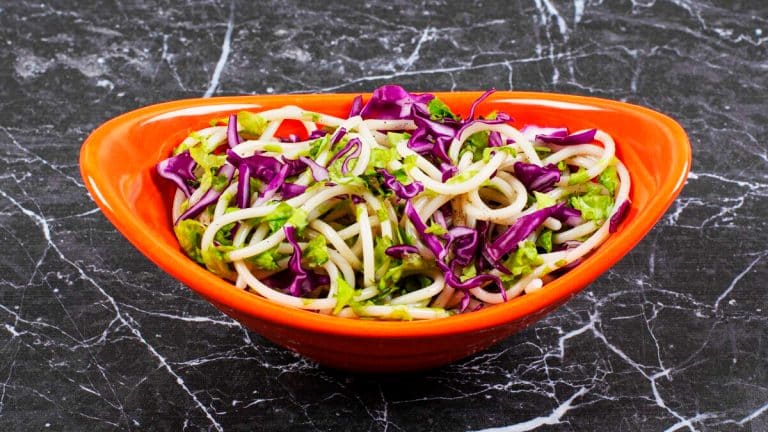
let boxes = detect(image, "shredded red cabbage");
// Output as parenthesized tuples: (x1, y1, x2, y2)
(298, 156, 329, 181)
(156, 151, 196, 197)
(235, 163, 252, 208)
(444, 226, 478, 267)
(467, 88, 495, 120)
(226, 114, 243, 148)
(385, 244, 419, 259)
(378, 169, 424, 200)
(308, 129, 328, 140)
(536, 128, 597, 145)
(488, 131, 503, 148)
(349, 95, 363, 117)
(281, 183, 307, 199)
(284, 226, 309, 296)
(609, 200, 630, 233)
(359, 85, 433, 120)
(405, 200, 502, 295)
(177, 164, 235, 221)
(327, 137, 360, 168)
(513, 162, 561, 193)
(485, 203, 567, 263)
(341, 140, 362, 175)
(256, 164, 290, 205)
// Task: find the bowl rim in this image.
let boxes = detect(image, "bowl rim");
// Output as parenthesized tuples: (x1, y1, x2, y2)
(80, 90, 691, 339)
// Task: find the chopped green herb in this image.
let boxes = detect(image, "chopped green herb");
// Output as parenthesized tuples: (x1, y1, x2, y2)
(568, 167, 590, 185)
(427, 98, 459, 121)
(447, 170, 478, 184)
(534, 191, 556, 209)
(387, 132, 411, 146)
(462, 131, 489, 161)
(333, 277, 355, 314)
(425, 223, 447, 235)
(201, 246, 236, 279)
(261, 202, 295, 232)
(599, 165, 619, 196)
(173, 220, 205, 264)
(237, 111, 268, 137)
(366, 147, 398, 174)
(536, 230, 553, 253)
(263, 144, 283, 153)
(569, 191, 613, 222)
(248, 247, 282, 271)
(304, 235, 329, 267)
(503, 241, 543, 277)
(403, 155, 418, 172)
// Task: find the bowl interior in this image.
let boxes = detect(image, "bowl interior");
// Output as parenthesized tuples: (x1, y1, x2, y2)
(80, 92, 690, 338)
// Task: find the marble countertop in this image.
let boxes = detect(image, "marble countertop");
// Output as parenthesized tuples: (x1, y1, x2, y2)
(1, 1, 766, 430)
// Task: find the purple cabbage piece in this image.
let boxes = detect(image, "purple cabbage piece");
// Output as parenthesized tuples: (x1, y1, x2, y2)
(350, 194, 365, 204)
(378, 169, 424, 200)
(409, 110, 459, 164)
(227, 150, 285, 208)
(460, 292, 471, 312)
(256, 164, 290, 204)
(492, 112, 512, 122)
(488, 131, 503, 148)
(405, 201, 501, 294)
(485, 203, 567, 263)
(263, 270, 328, 293)
(432, 209, 447, 229)
(156, 151, 196, 197)
(349, 95, 363, 117)
(341, 140, 362, 175)
(298, 156, 329, 181)
(536, 128, 597, 145)
(513, 162, 561, 193)
(440, 163, 458, 182)
(609, 200, 631, 233)
(404, 201, 444, 260)
(359, 85, 434, 120)
(281, 183, 307, 199)
(308, 129, 328, 140)
(280, 134, 300, 143)
(284, 226, 309, 297)
(226, 114, 243, 148)
(559, 258, 583, 272)
(385, 244, 419, 259)
(280, 157, 308, 178)
(331, 127, 347, 146)
(520, 125, 567, 142)
(444, 226, 478, 267)
(474, 221, 492, 273)
(235, 164, 252, 208)
(176, 164, 236, 221)
(551, 205, 582, 227)
(467, 89, 495, 120)
(226, 150, 282, 182)
(444, 271, 503, 292)
(406, 128, 433, 153)
(327, 137, 360, 167)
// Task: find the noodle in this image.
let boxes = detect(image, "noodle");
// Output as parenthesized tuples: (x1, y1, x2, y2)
(157, 86, 631, 320)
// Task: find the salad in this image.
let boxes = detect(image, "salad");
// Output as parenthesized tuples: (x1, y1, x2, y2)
(157, 85, 631, 320)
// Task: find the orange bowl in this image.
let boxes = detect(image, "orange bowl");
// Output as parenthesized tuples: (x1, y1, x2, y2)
(79, 91, 690, 372)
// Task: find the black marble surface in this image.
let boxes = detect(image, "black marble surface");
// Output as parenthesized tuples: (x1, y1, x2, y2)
(1, 0, 766, 430)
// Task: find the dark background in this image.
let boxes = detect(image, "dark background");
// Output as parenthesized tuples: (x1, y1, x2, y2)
(1, 1, 766, 430)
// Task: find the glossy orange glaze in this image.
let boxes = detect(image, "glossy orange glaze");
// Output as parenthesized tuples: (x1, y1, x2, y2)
(79, 92, 690, 372)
